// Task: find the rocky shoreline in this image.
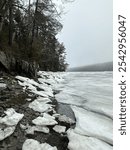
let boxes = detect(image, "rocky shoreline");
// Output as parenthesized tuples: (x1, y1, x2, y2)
(0, 72, 76, 150)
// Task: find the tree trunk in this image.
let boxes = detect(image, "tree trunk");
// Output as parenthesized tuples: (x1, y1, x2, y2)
(8, 0, 13, 46)
(30, 0, 38, 46)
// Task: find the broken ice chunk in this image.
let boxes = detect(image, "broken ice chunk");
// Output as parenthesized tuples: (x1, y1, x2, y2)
(0, 108, 24, 126)
(22, 139, 57, 150)
(28, 99, 52, 113)
(0, 126, 15, 141)
(32, 115, 58, 126)
(53, 125, 66, 133)
(0, 108, 24, 141)
(58, 115, 75, 124)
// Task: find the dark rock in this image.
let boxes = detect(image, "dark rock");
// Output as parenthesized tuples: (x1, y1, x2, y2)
(0, 51, 38, 78)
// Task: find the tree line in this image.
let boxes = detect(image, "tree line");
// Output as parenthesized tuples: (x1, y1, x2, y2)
(0, 0, 68, 71)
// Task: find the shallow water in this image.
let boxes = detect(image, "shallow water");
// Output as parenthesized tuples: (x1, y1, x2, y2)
(55, 72, 113, 148)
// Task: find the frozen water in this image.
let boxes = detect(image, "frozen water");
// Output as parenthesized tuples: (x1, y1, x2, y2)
(55, 72, 113, 148)
(67, 129, 112, 150)
(0, 108, 24, 126)
(58, 115, 75, 124)
(0, 83, 6, 88)
(28, 99, 52, 112)
(32, 115, 58, 126)
(53, 125, 66, 133)
(71, 106, 112, 144)
(22, 139, 57, 150)
(0, 108, 24, 141)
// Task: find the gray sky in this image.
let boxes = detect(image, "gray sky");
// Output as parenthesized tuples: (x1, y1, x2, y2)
(57, 0, 113, 67)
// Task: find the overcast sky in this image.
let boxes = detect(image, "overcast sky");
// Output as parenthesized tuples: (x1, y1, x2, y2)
(56, 0, 113, 67)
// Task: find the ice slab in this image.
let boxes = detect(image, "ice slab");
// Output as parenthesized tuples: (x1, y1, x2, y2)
(32, 114, 58, 126)
(28, 98, 52, 113)
(0, 108, 24, 126)
(0, 108, 24, 141)
(22, 139, 57, 150)
(0, 83, 6, 88)
(58, 115, 75, 124)
(67, 129, 112, 150)
(26, 125, 49, 134)
(0, 126, 15, 141)
(53, 125, 66, 133)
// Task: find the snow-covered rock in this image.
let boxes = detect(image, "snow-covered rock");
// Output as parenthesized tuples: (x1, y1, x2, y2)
(53, 125, 66, 133)
(22, 139, 57, 150)
(67, 129, 112, 150)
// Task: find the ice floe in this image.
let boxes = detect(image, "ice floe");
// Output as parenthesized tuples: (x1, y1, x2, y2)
(0, 108, 24, 141)
(67, 129, 112, 150)
(22, 139, 57, 150)
(53, 125, 66, 133)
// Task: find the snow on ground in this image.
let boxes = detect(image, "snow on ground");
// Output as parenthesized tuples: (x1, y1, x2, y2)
(67, 129, 112, 150)
(71, 106, 113, 145)
(0, 108, 24, 141)
(53, 125, 66, 133)
(22, 139, 57, 150)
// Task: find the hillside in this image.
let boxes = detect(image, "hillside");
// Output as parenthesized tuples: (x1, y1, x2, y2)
(68, 62, 113, 72)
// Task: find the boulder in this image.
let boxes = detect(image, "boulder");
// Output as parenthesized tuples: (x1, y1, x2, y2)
(0, 51, 38, 78)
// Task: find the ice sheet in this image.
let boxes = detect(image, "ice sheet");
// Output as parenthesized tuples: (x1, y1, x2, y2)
(71, 106, 113, 144)
(67, 129, 112, 150)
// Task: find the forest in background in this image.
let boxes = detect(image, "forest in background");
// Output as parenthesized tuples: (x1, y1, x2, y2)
(0, 0, 68, 72)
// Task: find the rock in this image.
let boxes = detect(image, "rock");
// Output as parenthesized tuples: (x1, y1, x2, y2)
(0, 51, 38, 78)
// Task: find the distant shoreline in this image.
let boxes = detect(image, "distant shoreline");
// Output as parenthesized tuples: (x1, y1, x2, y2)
(68, 61, 113, 72)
